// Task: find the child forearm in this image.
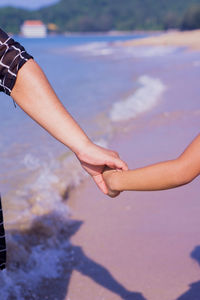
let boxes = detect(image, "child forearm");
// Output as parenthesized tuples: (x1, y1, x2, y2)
(104, 134, 200, 194)
(109, 159, 189, 191)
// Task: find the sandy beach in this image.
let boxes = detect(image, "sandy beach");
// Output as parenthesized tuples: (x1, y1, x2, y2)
(1, 30, 200, 300)
(124, 29, 200, 51)
(66, 30, 200, 300)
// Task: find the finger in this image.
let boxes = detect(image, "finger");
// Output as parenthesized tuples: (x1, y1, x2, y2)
(106, 157, 128, 171)
(110, 150, 120, 158)
(108, 190, 121, 198)
(93, 174, 108, 194)
(80, 160, 103, 175)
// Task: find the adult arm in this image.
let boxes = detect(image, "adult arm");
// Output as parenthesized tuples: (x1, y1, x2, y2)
(11, 59, 128, 193)
(103, 134, 200, 195)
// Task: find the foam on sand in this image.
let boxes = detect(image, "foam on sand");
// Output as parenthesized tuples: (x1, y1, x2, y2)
(110, 75, 166, 122)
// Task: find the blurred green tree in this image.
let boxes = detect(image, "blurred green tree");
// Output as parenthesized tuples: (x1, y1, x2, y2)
(1, 0, 200, 34)
(181, 4, 200, 29)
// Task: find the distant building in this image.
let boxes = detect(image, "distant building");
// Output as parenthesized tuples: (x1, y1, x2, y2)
(21, 20, 47, 38)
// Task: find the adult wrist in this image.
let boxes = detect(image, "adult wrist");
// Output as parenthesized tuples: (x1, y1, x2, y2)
(71, 137, 93, 159)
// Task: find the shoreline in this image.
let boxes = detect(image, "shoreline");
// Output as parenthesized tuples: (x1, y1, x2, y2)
(66, 35, 200, 300)
(123, 29, 200, 51)
(15, 30, 161, 38)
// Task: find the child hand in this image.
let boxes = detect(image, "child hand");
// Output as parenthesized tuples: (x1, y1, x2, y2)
(102, 167, 121, 198)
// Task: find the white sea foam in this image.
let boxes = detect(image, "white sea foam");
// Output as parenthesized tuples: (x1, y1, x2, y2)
(23, 153, 41, 170)
(0, 215, 73, 300)
(70, 42, 114, 56)
(110, 75, 166, 122)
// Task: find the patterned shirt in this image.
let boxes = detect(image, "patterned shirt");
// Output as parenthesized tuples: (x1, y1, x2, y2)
(0, 196, 6, 270)
(0, 28, 33, 96)
(0, 29, 33, 271)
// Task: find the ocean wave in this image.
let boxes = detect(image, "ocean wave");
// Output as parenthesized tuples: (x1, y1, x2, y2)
(0, 137, 110, 299)
(3, 151, 84, 233)
(68, 41, 178, 59)
(1, 215, 80, 300)
(0, 156, 86, 299)
(110, 75, 166, 122)
(4, 135, 109, 230)
(68, 41, 114, 56)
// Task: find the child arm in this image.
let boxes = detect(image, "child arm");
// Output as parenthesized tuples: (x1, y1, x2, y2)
(103, 134, 200, 196)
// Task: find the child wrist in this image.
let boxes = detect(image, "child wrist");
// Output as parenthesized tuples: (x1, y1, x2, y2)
(109, 170, 120, 192)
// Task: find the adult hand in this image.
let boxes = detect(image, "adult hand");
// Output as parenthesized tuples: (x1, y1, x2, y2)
(11, 59, 128, 194)
(76, 141, 128, 194)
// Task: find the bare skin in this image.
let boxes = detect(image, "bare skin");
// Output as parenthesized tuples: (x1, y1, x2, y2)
(11, 59, 128, 194)
(103, 134, 200, 197)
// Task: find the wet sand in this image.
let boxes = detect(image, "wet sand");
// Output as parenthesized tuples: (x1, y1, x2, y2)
(66, 33, 200, 300)
(67, 128, 200, 300)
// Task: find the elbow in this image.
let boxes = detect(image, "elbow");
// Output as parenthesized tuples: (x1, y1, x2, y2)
(173, 158, 197, 187)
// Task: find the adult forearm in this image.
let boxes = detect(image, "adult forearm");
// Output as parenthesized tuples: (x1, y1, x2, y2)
(11, 59, 90, 155)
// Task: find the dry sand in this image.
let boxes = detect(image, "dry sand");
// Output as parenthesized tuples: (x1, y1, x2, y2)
(65, 31, 200, 300)
(124, 29, 200, 51)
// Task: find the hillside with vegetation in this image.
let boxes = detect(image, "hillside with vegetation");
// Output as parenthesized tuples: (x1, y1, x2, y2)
(1, 0, 200, 34)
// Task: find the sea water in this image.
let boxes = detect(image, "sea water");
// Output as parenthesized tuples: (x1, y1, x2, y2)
(0, 33, 178, 299)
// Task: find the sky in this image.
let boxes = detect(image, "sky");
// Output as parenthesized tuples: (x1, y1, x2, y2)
(0, 0, 60, 10)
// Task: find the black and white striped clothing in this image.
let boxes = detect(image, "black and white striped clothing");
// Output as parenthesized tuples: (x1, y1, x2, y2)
(0, 28, 33, 95)
(0, 196, 6, 270)
(0, 29, 33, 270)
